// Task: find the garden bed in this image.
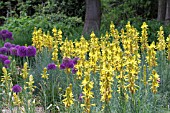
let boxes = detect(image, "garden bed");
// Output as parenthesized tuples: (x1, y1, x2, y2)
(2, 107, 44, 113)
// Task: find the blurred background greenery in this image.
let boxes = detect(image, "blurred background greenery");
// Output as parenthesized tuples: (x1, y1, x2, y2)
(0, 0, 170, 45)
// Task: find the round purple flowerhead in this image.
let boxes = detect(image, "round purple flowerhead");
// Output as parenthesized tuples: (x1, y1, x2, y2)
(0, 30, 8, 41)
(79, 93, 83, 101)
(15, 45, 20, 49)
(10, 47, 18, 56)
(4, 60, 11, 65)
(60, 57, 74, 70)
(17, 46, 27, 57)
(0, 30, 13, 41)
(72, 57, 79, 65)
(4, 42, 12, 49)
(26, 46, 36, 57)
(12, 84, 22, 93)
(47, 63, 56, 70)
(72, 67, 78, 74)
(0, 47, 8, 54)
(0, 54, 8, 63)
(11, 44, 16, 47)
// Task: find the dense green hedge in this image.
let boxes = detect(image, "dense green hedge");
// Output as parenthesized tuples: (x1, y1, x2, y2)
(0, 14, 83, 45)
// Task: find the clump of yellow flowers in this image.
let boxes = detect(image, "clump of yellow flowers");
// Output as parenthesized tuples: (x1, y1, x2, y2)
(31, 21, 170, 111)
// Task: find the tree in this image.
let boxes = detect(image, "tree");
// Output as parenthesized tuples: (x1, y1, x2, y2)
(157, 0, 166, 21)
(165, 0, 170, 24)
(82, 0, 101, 35)
(157, 0, 170, 25)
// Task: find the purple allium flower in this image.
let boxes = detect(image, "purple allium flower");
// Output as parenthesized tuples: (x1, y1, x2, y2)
(4, 60, 10, 65)
(72, 67, 78, 74)
(10, 47, 18, 56)
(12, 84, 22, 93)
(7, 31, 14, 40)
(26, 46, 36, 57)
(47, 63, 56, 70)
(0, 30, 8, 41)
(15, 45, 20, 49)
(4, 42, 12, 49)
(72, 57, 79, 65)
(11, 44, 16, 47)
(60, 57, 74, 70)
(0, 30, 13, 41)
(0, 54, 8, 63)
(79, 93, 83, 101)
(0, 47, 8, 54)
(17, 46, 27, 57)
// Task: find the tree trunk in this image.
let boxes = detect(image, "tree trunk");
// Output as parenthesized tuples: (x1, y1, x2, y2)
(165, 0, 170, 25)
(82, 0, 101, 35)
(157, 0, 167, 21)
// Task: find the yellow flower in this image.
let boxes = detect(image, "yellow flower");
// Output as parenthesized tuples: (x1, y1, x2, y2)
(62, 84, 74, 108)
(81, 70, 94, 113)
(140, 22, 148, 52)
(25, 75, 36, 93)
(157, 26, 166, 51)
(1, 67, 11, 83)
(166, 35, 170, 60)
(146, 42, 157, 69)
(41, 67, 49, 79)
(13, 93, 22, 106)
(21, 62, 28, 79)
(148, 70, 160, 94)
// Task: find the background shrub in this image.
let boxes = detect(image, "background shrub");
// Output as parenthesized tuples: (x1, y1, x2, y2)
(0, 14, 83, 45)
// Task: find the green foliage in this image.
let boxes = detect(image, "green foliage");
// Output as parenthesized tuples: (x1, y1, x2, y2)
(101, 0, 156, 26)
(0, 0, 85, 23)
(0, 14, 83, 45)
(100, 0, 161, 44)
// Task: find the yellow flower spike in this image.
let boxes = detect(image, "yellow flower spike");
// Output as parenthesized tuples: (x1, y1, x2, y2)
(140, 22, 149, 52)
(13, 93, 22, 106)
(41, 67, 49, 79)
(166, 35, 170, 60)
(90, 31, 95, 38)
(32, 28, 44, 52)
(1, 67, 11, 83)
(60, 38, 74, 58)
(148, 70, 160, 94)
(146, 42, 157, 69)
(124, 55, 139, 95)
(52, 28, 57, 42)
(62, 84, 74, 108)
(105, 31, 110, 40)
(157, 26, 166, 51)
(21, 62, 28, 79)
(141, 22, 148, 29)
(57, 29, 63, 44)
(58, 29, 62, 35)
(26, 75, 36, 93)
(88, 32, 100, 74)
(52, 27, 57, 34)
(81, 70, 94, 113)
